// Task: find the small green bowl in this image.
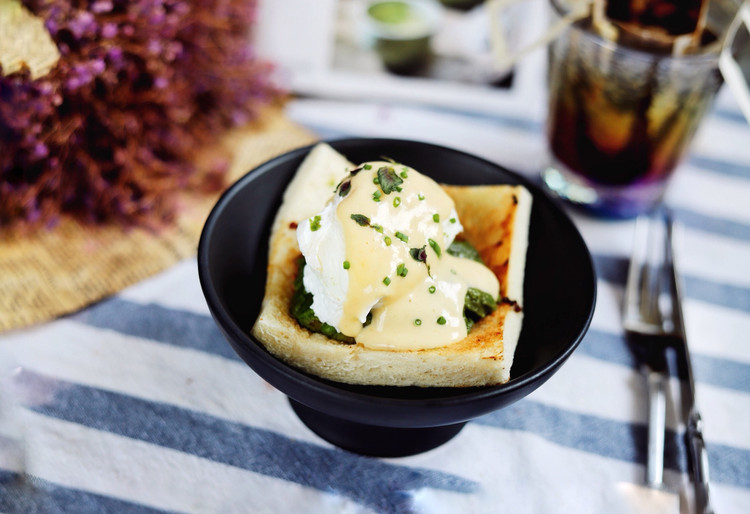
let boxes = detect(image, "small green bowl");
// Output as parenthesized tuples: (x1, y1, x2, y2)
(439, 0, 484, 10)
(365, 0, 443, 73)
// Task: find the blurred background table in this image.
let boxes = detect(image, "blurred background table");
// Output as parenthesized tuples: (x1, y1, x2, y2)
(1, 0, 750, 512)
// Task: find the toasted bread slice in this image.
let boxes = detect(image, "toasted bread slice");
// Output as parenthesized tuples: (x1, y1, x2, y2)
(252, 143, 532, 387)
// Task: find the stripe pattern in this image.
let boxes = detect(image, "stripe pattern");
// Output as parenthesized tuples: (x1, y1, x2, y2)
(2, 93, 749, 512)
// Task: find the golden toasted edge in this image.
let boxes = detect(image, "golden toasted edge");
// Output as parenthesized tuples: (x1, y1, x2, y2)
(441, 184, 532, 384)
(251, 144, 533, 387)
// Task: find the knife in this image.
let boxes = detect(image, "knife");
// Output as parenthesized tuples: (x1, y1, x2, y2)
(665, 214, 714, 514)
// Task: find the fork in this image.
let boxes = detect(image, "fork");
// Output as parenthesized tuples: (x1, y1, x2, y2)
(623, 209, 672, 489)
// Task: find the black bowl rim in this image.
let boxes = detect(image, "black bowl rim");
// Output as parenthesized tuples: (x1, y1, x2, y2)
(198, 137, 596, 411)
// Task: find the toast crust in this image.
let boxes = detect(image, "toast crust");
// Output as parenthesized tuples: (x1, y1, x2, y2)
(251, 144, 532, 387)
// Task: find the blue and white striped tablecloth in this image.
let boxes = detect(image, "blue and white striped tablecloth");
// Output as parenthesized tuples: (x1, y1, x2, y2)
(2, 72, 750, 513)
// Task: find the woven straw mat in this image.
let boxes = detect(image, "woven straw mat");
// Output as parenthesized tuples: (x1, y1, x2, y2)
(0, 110, 317, 333)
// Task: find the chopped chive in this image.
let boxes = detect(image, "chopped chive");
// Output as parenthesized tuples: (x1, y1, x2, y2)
(384, 236, 392, 246)
(400, 169, 408, 178)
(395, 231, 409, 243)
(377, 166, 403, 194)
(428, 238, 441, 257)
(393, 197, 401, 207)
(418, 193, 425, 201)
(414, 319, 422, 326)
(432, 213, 440, 222)
(437, 316, 446, 325)
(351, 214, 370, 226)
(343, 261, 350, 270)
(372, 224, 384, 233)
(337, 180, 351, 197)
(373, 176, 380, 184)
(409, 246, 427, 263)
(364, 164, 372, 170)
(372, 190, 381, 202)
(428, 285, 436, 294)
(396, 263, 408, 277)
(383, 277, 391, 286)
(449, 217, 456, 224)
(309, 215, 321, 231)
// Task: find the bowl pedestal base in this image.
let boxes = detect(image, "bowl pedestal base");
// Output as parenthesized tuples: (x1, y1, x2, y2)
(289, 399, 466, 457)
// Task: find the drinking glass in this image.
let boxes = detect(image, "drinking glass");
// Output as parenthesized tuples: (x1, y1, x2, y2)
(541, 0, 741, 218)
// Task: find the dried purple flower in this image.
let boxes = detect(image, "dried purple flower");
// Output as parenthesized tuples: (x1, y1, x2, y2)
(1, 0, 282, 230)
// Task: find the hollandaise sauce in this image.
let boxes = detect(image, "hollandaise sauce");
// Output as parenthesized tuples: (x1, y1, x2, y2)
(297, 161, 499, 351)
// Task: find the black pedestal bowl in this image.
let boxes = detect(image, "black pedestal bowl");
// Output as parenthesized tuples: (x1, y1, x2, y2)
(198, 138, 596, 457)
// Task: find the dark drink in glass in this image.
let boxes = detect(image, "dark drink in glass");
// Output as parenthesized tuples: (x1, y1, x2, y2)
(542, 1, 725, 218)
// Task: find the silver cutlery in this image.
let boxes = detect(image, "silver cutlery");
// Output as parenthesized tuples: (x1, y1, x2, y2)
(623, 209, 713, 513)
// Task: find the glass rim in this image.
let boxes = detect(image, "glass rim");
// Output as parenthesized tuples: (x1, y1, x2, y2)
(550, 0, 723, 64)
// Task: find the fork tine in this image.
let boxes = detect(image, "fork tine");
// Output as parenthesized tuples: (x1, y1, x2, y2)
(663, 209, 683, 337)
(624, 211, 667, 334)
(648, 210, 669, 330)
(624, 215, 647, 330)
(642, 218, 660, 326)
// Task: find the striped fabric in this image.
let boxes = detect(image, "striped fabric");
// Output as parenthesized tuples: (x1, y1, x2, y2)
(2, 76, 750, 513)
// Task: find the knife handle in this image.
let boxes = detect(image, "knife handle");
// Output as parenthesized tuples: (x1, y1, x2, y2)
(686, 411, 714, 514)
